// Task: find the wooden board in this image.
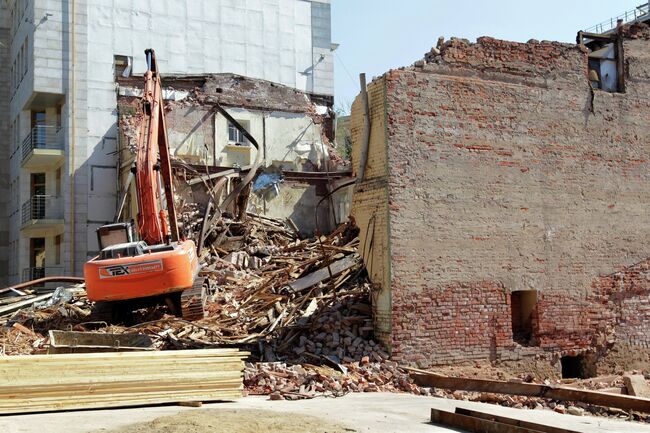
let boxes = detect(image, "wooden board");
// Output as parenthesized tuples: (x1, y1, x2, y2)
(412, 370, 650, 413)
(283, 255, 359, 294)
(0, 348, 248, 414)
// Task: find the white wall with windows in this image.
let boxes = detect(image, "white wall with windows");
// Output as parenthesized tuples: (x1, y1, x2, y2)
(1, 0, 333, 282)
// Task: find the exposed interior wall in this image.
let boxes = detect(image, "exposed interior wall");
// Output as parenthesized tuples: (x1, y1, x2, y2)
(213, 108, 325, 170)
(368, 32, 650, 367)
(350, 78, 392, 346)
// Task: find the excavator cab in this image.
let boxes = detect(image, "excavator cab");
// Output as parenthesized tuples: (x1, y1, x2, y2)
(96, 222, 134, 250)
(84, 49, 206, 321)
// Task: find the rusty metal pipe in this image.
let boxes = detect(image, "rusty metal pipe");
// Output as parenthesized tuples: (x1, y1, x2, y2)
(0, 277, 85, 293)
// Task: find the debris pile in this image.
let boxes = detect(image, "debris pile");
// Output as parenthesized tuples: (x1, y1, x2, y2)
(244, 360, 423, 400)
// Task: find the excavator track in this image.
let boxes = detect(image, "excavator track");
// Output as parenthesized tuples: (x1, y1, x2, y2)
(180, 276, 207, 320)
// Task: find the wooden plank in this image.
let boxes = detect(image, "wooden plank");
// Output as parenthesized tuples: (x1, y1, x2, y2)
(282, 255, 359, 294)
(412, 371, 650, 413)
(187, 169, 237, 185)
(454, 408, 580, 433)
(0, 292, 53, 315)
(0, 348, 247, 414)
(430, 408, 541, 433)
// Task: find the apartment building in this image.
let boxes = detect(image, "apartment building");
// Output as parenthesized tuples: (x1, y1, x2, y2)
(0, 0, 333, 285)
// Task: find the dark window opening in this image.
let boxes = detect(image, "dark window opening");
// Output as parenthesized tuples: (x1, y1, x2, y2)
(114, 55, 132, 78)
(579, 30, 625, 94)
(511, 290, 538, 346)
(561, 355, 596, 379)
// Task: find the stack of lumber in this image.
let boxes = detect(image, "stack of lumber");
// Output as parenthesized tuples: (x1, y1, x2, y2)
(0, 348, 248, 414)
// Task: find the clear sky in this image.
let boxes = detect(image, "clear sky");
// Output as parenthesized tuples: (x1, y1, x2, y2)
(331, 0, 643, 112)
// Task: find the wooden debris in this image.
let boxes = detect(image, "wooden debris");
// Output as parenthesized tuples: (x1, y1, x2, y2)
(48, 330, 154, 354)
(0, 348, 248, 414)
(411, 369, 650, 413)
(282, 255, 359, 294)
(0, 293, 53, 317)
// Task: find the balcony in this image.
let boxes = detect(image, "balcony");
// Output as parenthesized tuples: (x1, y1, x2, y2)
(22, 267, 65, 290)
(21, 125, 65, 169)
(20, 195, 64, 233)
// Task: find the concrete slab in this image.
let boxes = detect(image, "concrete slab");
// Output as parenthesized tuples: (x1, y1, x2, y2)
(1, 393, 648, 433)
(624, 374, 650, 398)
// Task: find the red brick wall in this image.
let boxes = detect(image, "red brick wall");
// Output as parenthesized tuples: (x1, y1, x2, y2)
(380, 33, 650, 366)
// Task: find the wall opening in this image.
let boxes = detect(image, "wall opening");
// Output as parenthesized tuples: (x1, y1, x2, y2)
(561, 355, 596, 379)
(510, 290, 537, 346)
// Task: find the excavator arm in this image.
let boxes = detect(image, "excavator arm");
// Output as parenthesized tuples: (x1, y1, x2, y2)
(136, 49, 179, 245)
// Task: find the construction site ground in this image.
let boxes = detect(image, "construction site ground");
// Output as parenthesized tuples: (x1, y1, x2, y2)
(3, 393, 648, 433)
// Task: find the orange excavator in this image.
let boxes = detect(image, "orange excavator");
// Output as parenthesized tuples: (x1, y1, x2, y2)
(84, 49, 205, 320)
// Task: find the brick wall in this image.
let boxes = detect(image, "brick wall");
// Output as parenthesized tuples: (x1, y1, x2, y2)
(350, 78, 392, 345)
(353, 31, 650, 367)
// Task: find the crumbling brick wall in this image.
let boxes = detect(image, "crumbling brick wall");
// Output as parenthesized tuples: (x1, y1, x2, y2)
(350, 79, 392, 343)
(353, 30, 650, 368)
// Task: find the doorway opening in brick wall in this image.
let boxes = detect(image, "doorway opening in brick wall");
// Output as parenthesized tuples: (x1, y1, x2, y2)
(561, 354, 596, 379)
(510, 290, 537, 346)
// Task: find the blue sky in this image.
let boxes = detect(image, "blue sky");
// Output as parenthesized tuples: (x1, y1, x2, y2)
(331, 0, 642, 111)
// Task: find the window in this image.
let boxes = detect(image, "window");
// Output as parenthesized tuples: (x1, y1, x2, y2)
(22, 36, 28, 76)
(56, 105, 62, 130)
(228, 121, 249, 146)
(55, 235, 62, 265)
(114, 55, 132, 77)
(55, 167, 61, 196)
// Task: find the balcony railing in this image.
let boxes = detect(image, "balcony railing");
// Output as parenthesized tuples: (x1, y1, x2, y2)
(584, 3, 649, 34)
(22, 267, 64, 283)
(21, 195, 64, 224)
(22, 125, 64, 162)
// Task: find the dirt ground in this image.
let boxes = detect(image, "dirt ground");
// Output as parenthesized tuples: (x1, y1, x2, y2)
(94, 409, 356, 433)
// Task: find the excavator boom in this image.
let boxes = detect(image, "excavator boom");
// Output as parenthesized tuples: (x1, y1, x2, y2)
(136, 49, 179, 245)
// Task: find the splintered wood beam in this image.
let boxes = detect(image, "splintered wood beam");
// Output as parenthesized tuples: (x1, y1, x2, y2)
(412, 371, 650, 413)
(282, 255, 359, 294)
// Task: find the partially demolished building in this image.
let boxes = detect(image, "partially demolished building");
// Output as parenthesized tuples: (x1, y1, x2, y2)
(351, 24, 650, 374)
(117, 73, 351, 238)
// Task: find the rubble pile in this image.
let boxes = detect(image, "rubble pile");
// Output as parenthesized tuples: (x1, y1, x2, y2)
(2, 204, 649, 421)
(245, 359, 423, 400)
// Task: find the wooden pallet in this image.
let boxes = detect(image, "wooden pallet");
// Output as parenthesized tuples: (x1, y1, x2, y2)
(0, 348, 248, 414)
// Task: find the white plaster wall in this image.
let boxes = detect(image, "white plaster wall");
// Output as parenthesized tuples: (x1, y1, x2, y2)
(214, 107, 324, 169)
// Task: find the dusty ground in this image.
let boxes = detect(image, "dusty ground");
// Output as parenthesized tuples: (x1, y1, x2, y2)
(5, 393, 649, 433)
(95, 409, 354, 433)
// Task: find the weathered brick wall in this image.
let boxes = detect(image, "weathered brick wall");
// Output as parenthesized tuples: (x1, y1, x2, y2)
(350, 78, 392, 345)
(378, 34, 650, 366)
